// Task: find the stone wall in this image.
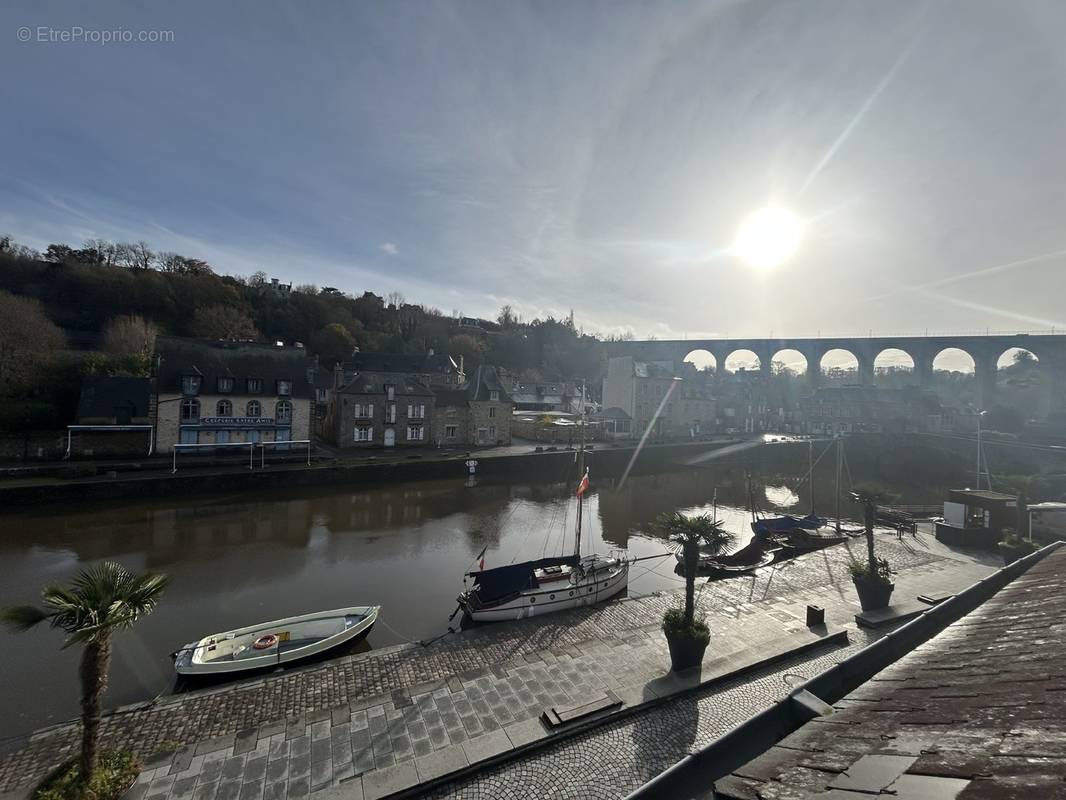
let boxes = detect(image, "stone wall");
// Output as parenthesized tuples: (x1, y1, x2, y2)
(469, 400, 512, 445)
(431, 405, 469, 446)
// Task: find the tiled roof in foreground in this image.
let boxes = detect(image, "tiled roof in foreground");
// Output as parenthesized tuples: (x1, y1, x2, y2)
(716, 547, 1066, 799)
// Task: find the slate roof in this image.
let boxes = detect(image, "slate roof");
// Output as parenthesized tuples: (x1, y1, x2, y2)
(434, 365, 512, 407)
(337, 372, 435, 397)
(155, 336, 315, 399)
(343, 352, 458, 375)
(714, 547, 1066, 799)
(76, 376, 151, 419)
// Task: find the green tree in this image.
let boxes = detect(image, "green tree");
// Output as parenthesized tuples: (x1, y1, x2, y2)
(312, 323, 356, 364)
(651, 512, 735, 625)
(1, 562, 168, 793)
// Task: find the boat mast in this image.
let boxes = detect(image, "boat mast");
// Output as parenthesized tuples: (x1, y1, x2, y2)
(808, 439, 815, 516)
(574, 383, 586, 559)
(834, 437, 843, 534)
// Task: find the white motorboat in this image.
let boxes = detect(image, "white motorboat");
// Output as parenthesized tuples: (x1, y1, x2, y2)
(457, 399, 629, 622)
(173, 605, 379, 676)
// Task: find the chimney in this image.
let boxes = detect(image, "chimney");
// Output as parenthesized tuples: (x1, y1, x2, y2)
(458, 355, 466, 383)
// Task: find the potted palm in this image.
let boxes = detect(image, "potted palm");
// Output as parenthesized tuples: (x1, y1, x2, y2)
(652, 511, 735, 671)
(1, 562, 168, 799)
(998, 529, 1036, 564)
(849, 489, 894, 611)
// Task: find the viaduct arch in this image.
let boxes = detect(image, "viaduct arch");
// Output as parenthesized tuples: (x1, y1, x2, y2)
(611, 334, 1066, 416)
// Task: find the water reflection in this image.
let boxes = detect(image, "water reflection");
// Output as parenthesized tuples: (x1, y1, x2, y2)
(0, 464, 876, 739)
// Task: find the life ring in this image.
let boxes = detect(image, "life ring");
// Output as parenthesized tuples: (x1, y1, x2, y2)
(253, 634, 278, 650)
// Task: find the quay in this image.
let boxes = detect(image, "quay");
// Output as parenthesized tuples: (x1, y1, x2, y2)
(0, 529, 1003, 800)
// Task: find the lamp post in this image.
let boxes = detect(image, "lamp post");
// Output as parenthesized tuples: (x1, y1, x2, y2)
(975, 409, 988, 490)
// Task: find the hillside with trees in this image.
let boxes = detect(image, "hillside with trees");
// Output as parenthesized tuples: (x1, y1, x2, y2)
(0, 235, 605, 429)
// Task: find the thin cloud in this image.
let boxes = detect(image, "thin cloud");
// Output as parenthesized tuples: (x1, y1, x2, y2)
(379, 242, 399, 256)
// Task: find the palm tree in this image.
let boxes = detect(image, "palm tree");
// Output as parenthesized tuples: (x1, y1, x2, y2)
(850, 489, 887, 573)
(653, 512, 735, 625)
(1, 562, 168, 790)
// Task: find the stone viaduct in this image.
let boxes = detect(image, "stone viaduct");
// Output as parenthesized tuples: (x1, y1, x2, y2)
(605, 334, 1066, 415)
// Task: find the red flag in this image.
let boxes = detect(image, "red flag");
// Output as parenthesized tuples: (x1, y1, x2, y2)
(576, 468, 589, 498)
(476, 545, 487, 571)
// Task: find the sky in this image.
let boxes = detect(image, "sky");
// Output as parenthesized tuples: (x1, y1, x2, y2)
(4, 0, 1066, 361)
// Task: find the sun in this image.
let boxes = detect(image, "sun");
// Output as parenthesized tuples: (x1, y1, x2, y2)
(732, 206, 804, 268)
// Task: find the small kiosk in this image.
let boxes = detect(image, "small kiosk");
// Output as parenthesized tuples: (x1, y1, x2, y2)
(935, 489, 1018, 548)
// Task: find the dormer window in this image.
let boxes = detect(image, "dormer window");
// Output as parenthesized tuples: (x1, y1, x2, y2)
(217, 377, 234, 393)
(277, 380, 292, 396)
(490, 390, 499, 401)
(247, 378, 263, 394)
(385, 384, 395, 401)
(182, 375, 201, 395)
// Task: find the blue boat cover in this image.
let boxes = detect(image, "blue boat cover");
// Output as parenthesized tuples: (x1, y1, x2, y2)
(753, 513, 825, 536)
(468, 556, 580, 603)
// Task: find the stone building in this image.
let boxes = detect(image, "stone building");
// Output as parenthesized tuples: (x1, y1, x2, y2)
(601, 356, 716, 437)
(799, 385, 957, 435)
(332, 372, 435, 448)
(154, 337, 314, 453)
(432, 365, 513, 446)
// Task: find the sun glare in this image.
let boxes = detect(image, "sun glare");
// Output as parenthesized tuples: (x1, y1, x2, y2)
(733, 206, 804, 268)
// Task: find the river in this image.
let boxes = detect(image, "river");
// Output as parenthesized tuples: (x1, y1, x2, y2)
(0, 460, 913, 740)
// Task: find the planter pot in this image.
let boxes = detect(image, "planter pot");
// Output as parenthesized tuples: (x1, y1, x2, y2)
(852, 576, 894, 611)
(666, 633, 708, 672)
(999, 543, 1036, 565)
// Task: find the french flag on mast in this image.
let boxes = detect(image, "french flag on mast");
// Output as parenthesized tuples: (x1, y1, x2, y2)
(475, 546, 487, 571)
(576, 468, 590, 498)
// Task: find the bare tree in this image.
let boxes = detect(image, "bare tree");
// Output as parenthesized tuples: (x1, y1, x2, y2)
(248, 271, 268, 288)
(83, 239, 117, 267)
(102, 314, 158, 357)
(115, 241, 154, 270)
(190, 305, 259, 341)
(0, 290, 66, 396)
(386, 291, 406, 309)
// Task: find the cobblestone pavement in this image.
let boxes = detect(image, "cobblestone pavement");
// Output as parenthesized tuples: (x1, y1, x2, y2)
(421, 629, 884, 800)
(0, 533, 973, 795)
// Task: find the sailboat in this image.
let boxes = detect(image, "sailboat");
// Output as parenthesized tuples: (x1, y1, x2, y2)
(457, 410, 629, 623)
(750, 442, 826, 536)
(763, 439, 856, 552)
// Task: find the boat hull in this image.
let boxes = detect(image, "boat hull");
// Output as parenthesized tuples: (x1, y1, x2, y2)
(174, 606, 379, 676)
(461, 558, 628, 623)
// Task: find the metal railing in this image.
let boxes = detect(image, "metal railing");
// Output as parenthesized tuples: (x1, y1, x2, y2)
(170, 440, 312, 473)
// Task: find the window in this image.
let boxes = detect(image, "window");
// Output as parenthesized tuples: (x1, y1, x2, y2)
(277, 380, 292, 396)
(246, 400, 261, 417)
(408, 403, 425, 419)
(180, 398, 200, 421)
(181, 375, 201, 395)
(216, 399, 233, 417)
(354, 403, 373, 418)
(407, 426, 424, 441)
(247, 378, 263, 394)
(445, 425, 457, 438)
(385, 384, 395, 401)
(276, 400, 293, 423)
(490, 390, 499, 401)
(386, 404, 396, 423)
(217, 377, 234, 393)
(489, 426, 496, 439)
(354, 427, 372, 442)
(488, 406, 496, 419)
